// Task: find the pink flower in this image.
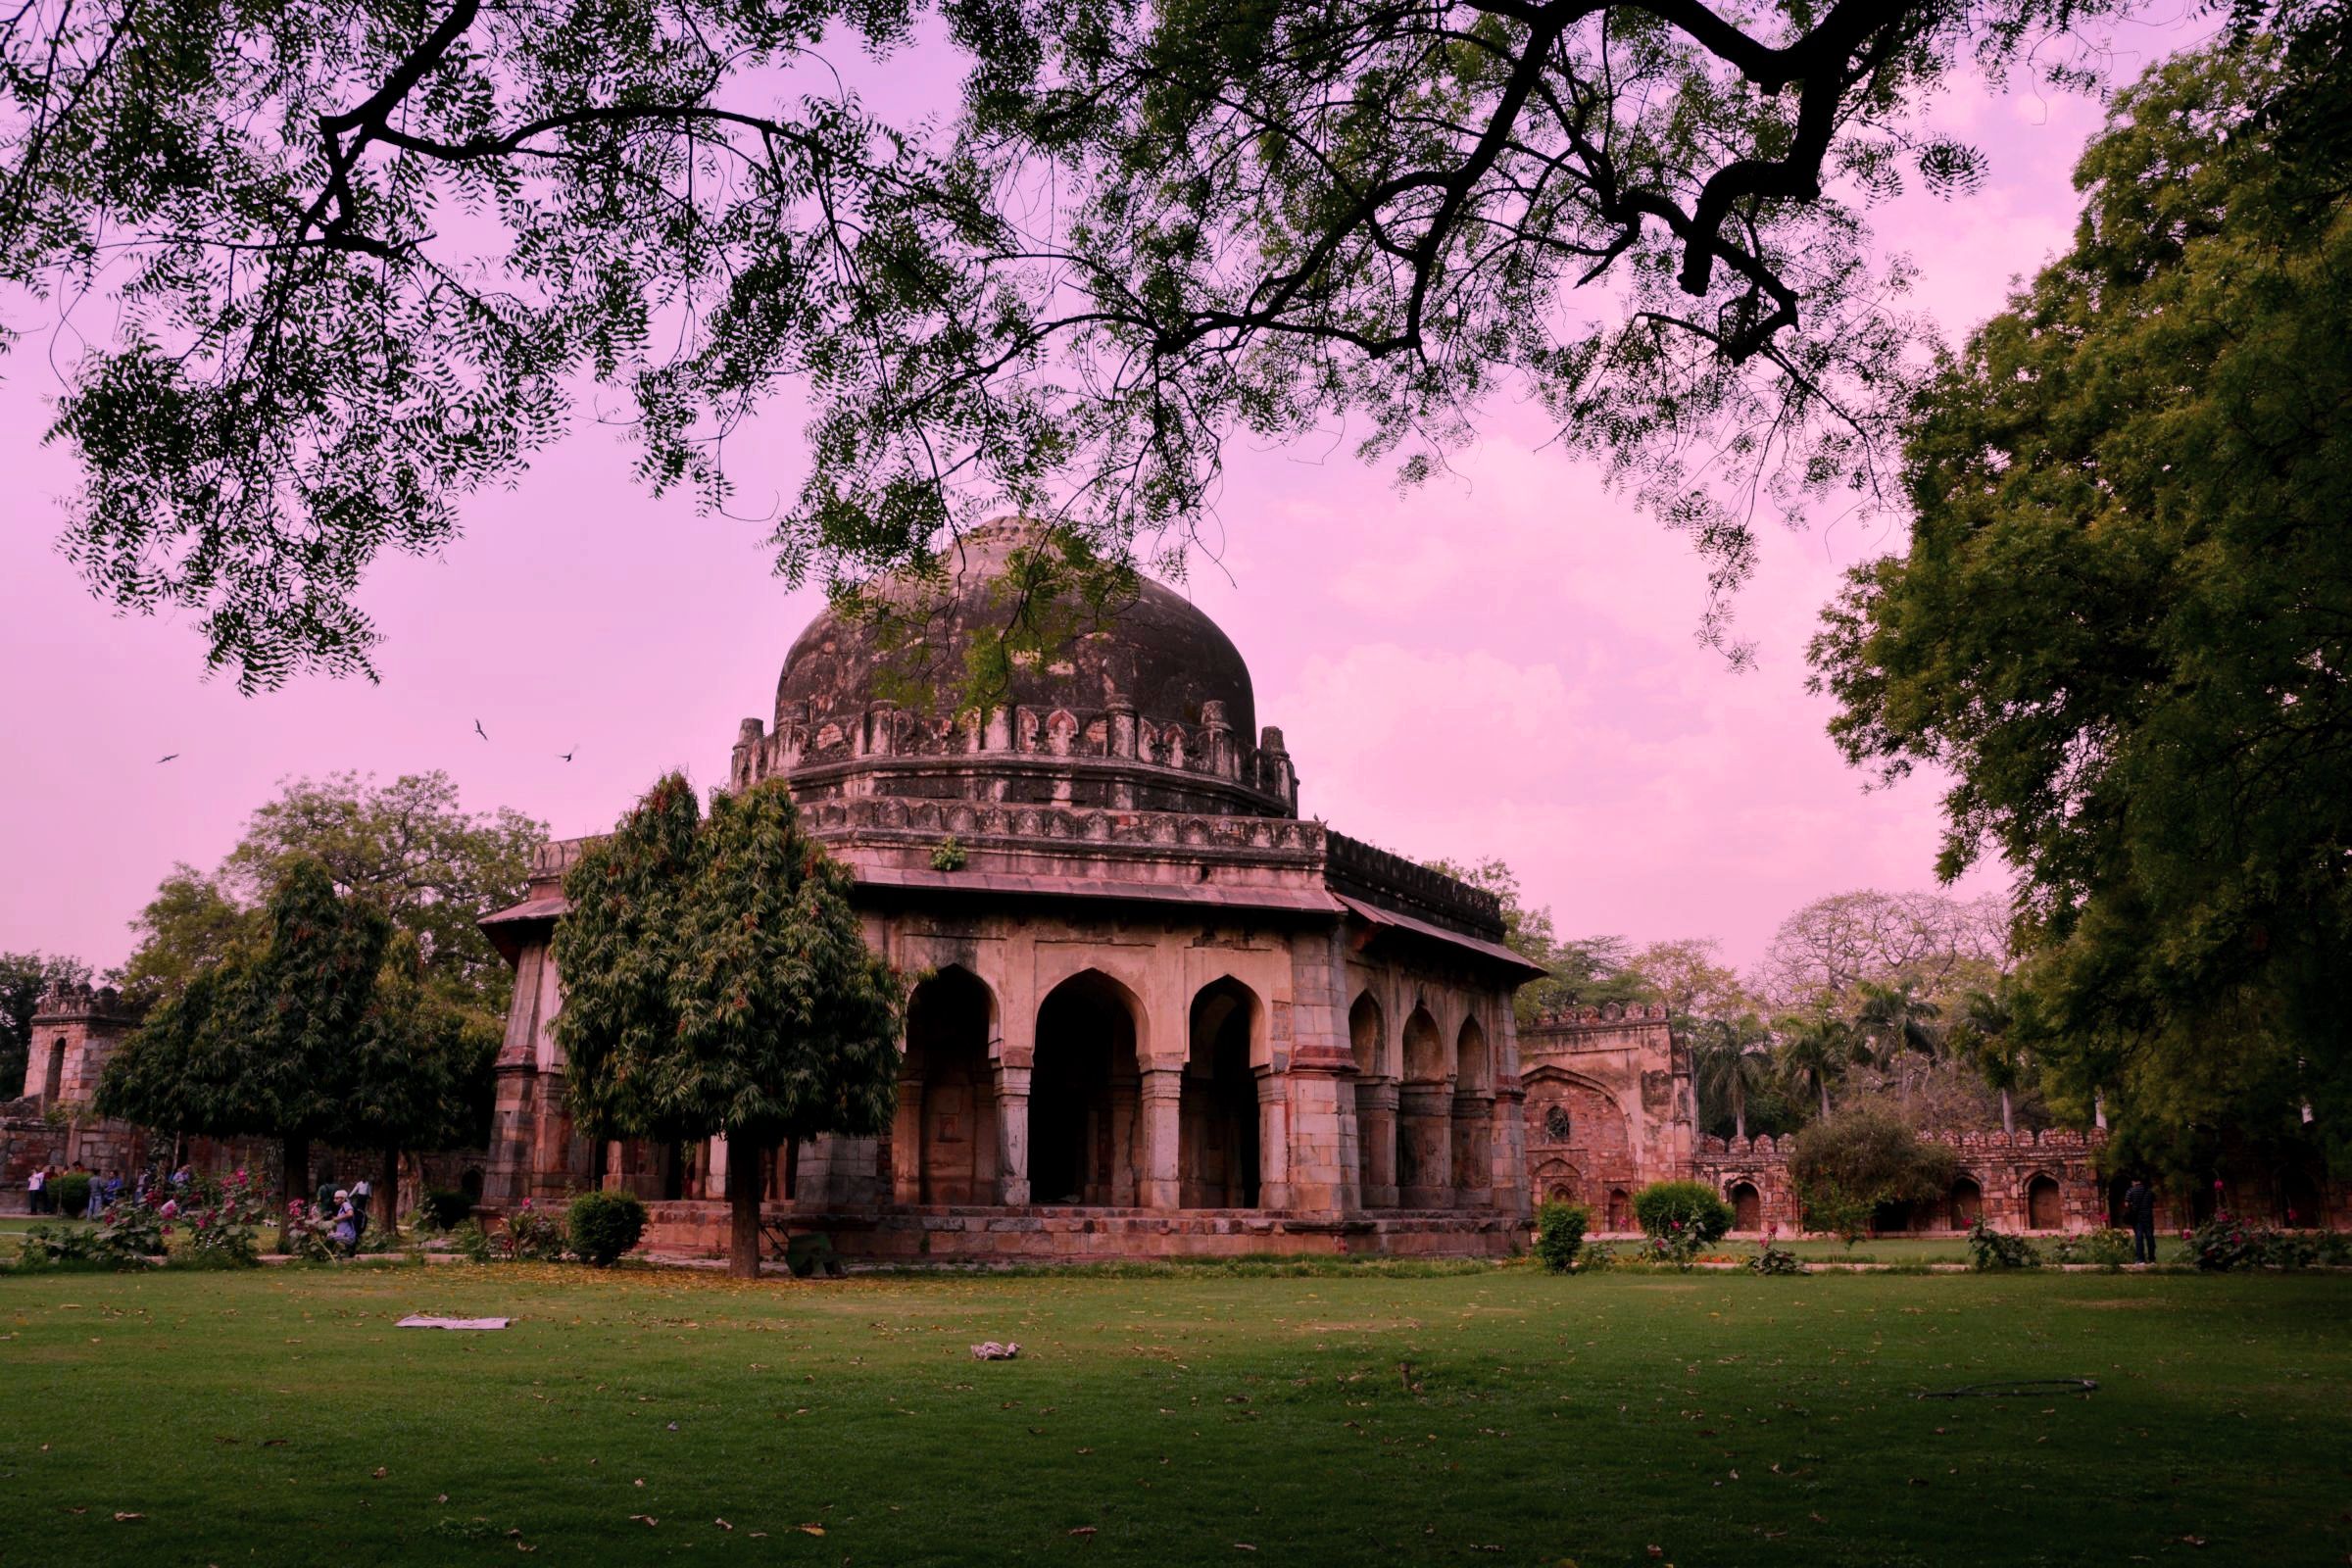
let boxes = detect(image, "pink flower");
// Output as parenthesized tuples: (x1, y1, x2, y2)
(2214, 1179, 2226, 1190)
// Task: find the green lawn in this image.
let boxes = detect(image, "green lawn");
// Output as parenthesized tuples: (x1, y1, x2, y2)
(0, 1261, 2343, 1567)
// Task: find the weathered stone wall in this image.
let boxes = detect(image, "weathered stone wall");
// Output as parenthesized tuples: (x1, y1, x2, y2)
(1516, 1005, 1693, 1230)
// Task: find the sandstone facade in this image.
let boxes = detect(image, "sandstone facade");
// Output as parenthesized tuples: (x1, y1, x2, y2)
(479, 520, 1542, 1259)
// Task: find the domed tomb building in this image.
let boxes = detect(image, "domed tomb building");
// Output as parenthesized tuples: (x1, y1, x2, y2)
(479, 519, 1545, 1258)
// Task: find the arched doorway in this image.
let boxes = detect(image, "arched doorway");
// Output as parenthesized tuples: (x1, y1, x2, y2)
(1950, 1176, 1984, 1229)
(1181, 978, 1260, 1207)
(1729, 1181, 1761, 1232)
(1397, 1005, 1448, 1203)
(1030, 971, 1143, 1205)
(2280, 1168, 2324, 1227)
(1534, 1159, 1581, 1205)
(41, 1036, 65, 1101)
(904, 967, 998, 1204)
(1605, 1187, 1632, 1231)
(2026, 1173, 2062, 1230)
(1348, 992, 1397, 1206)
(1452, 1016, 1491, 1196)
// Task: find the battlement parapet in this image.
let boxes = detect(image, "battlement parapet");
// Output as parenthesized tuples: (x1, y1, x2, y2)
(31, 983, 129, 1023)
(1525, 1003, 1672, 1031)
(1323, 833, 1504, 941)
(731, 701, 1298, 815)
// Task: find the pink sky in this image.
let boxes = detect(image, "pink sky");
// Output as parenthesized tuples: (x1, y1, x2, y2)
(0, 19, 2208, 977)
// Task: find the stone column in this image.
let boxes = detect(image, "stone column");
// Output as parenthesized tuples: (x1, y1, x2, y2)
(1254, 1066, 1291, 1210)
(1397, 1083, 1454, 1208)
(1354, 1081, 1400, 1207)
(1490, 1079, 1530, 1220)
(1139, 1067, 1184, 1209)
(992, 1062, 1031, 1205)
(1452, 1090, 1494, 1207)
(891, 1073, 925, 1205)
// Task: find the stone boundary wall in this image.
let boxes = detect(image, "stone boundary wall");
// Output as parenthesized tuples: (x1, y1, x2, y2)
(1694, 1127, 2352, 1236)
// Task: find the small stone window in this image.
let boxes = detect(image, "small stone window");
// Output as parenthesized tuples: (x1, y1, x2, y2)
(1544, 1104, 1574, 1143)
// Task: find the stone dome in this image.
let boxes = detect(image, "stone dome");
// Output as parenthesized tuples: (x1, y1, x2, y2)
(773, 518, 1256, 740)
(734, 518, 1296, 819)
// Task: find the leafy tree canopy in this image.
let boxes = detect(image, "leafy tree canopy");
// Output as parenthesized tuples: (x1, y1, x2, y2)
(116, 772, 543, 1014)
(100, 855, 394, 1203)
(0, 950, 92, 1094)
(1424, 855, 1652, 1020)
(0, 0, 2125, 689)
(1810, 33, 2352, 1167)
(554, 773, 902, 1276)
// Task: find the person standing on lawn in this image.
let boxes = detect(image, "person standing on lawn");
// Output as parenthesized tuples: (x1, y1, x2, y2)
(2124, 1178, 2158, 1264)
(25, 1164, 44, 1215)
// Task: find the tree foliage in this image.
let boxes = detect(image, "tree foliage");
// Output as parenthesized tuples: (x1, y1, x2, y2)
(0, 0, 2124, 687)
(554, 774, 902, 1277)
(1810, 34, 2352, 1167)
(116, 772, 542, 1014)
(99, 856, 392, 1204)
(1752, 888, 2007, 1014)
(1787, 1106, 1959, 1228)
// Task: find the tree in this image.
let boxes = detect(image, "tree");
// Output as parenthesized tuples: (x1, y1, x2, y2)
(1751, 889, 2007, 1014)
(221, 772, 546, 1011)
(342, 932, 501, 1232)
(1787, 1107, 1959, 1239)
(1774, 1010, 1865, 1120)
(1691, 1012, 1774, 1142)
(1853, 980, 1943, 1109)
(1949, 981, 2026, 1137)
(1810, 35, 2352, 1160)
(1626, 939, 1745, 1028)
(116, 775, 543, 1014)
(0, 952, 92, 1094)
(555, 775, 902, 1278)
(99, 857, 392, 1212)
(114, 867, 261, 1010)
(0, 0, 2125, 689)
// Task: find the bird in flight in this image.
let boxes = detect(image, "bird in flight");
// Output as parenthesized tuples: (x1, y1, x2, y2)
(560, 749, 575, 762)
(473, 719, 489, 741)
(156, 753, 178, 763)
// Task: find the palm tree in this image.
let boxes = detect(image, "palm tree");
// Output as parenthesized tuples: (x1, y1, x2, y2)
(1855, 980, 1943, 1109)
(1775, 1011, 1864, 1120)
(1951, 981, 2023, 1137)
(1692, 1013, 1773, 1141)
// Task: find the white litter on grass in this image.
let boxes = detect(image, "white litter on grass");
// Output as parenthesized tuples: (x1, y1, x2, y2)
(970, 1341, 1020, 1360)
(397, 1315, 513, 1331)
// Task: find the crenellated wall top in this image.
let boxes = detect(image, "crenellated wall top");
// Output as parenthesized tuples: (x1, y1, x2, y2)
(30, 981, 131, 1022)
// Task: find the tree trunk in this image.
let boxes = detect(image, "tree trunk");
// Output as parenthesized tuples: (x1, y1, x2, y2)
(1732, 1077, 1747, 1143)
(378, 1148, 402, 1238)
(1999, 1088, 2015, 1139)
(727, 1141, 769, 1281)
(1818, 1080, 1832, 1120)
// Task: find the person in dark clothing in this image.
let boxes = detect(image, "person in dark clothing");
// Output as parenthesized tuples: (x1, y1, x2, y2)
(2124, 1178, 2158, 1263)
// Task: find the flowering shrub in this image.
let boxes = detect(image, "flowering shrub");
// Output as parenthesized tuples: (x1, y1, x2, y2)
(499, 1200, 569, 1261)
(281, 1200, 344, 1261)
(1533, 1200, 1590, 1274)
(179, 1169, 266, 1265)
(2049, 1227, 2133, 1268)
(22, 1191, 169, 1266)
(2185, 1212, 2327, 1271)
(1644, 1220, 1707, 1271)
(1967, 1216, 2040, 1270)
(1750, 1224, 1803, 1275)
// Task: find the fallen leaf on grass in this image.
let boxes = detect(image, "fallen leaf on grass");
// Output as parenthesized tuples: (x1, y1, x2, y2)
(65, 1507, 86, 1515)
(715, 1519, 733, 1531)
(436, 1494, 450, 1504)
(115, 1512, 145, 1523)
(629, 1515, 658, 1527)
(372, 1467, 388, 1479)
(2180, 1538, 2206, 1549)
(798, 1524, 825, 1536)
(1068, 1527, 1097, 1539)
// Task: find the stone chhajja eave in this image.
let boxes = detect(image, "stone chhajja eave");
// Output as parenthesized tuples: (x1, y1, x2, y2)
(478, 801, 1533, 978)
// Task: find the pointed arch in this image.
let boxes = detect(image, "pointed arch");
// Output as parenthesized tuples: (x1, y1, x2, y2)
(1030, 969, 1144, 1205)
(1181, 976, 1261, 1208)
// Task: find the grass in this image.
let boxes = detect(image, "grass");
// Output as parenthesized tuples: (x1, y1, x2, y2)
(0, 1261, 2345, 1567)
